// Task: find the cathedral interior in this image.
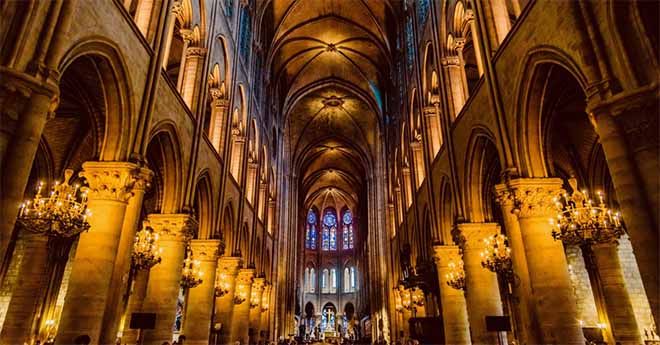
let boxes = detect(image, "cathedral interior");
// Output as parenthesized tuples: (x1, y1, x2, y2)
(0, 0, 659, 344)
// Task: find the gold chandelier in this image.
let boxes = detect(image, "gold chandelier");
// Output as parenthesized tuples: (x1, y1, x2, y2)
(233, 289, 248, 305)
(131, 221, 162, 270)
(180, 246, 203, 289)
(410, 287, 424, 307)
(17, 169, 91, 238)
(550, 178, 624, 245)
(250, 290, 260, 309)
(445, 260, 465, 290)
(215, 272, 231, 297)
(261, 293, 270, 312)
(480, 233, 513, 277)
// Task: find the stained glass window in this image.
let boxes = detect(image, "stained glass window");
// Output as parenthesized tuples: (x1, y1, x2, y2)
(306, 209, 317, 249)
(342, 209, 354, 250)
(224, 0, 233, 17)
(405, 16, 414, 72)
(417, 0, 429, 27)
(322, 209, 337, 251)
(239, 7, 251, 62)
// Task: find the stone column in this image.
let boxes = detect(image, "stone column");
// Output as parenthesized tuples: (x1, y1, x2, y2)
(160, 2, 182, 69)
(591, 242, 642, 344)
(208, 89, 228, 153)
(588, 87, 659, 328)
(259, 284, 271, 341)
(441, 56, 468, 118)
(423, 104, 442, 157)
(175, 29, 193, 91)
(183, 239, 223, 345)
(508, 178, 584, 344)
(231, 135, 246, 181)
(0, 233, 50, 344)
(141, 214, 196, 345)
(432, 245, 471, 345)
(214, 256, 242, 345)
(495, 183, 538, 344)
(249, 277, 265, 344)
(230, 268, 255, 345)
(101, 167, 153, 345)
(0, 69, 58, 267)
(453, 39, 471, 99)
(458, 223, 505, 344)
(180, 46, 206, 110)
(56, 162, 139, 344)
(121, 269, 150, 342)
(466, 11, 485, 76)
(134, 0, 155, 37)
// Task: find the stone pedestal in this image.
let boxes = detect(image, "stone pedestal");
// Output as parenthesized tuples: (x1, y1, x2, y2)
(458, 223, 505, 344)
(56, 162, 140, 344)
(230, 268, 255, 345)
(591, 242, 643, 344)
(508, 178, 584, 344)
(214, 256, 242, 345)
(0, 233, 50, 344)
(432, 245, 471, 345)
(182, 239, 222, 345)
(248, 277, 265, 344)
(495, 183, 538, 344)
(140, 214, 196, 345)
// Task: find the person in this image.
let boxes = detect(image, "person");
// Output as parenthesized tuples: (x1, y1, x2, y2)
(74, 335, 91, 345)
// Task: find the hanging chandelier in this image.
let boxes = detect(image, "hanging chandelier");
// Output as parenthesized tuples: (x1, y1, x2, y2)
(410, 287, 425, 307)
(17, 169, 91, 238)
(250, 290, 260, 309)
(131, 221, 162, 270)
(480, 233, 513, 277)
(261, 293, 270, 312)
(550, 178, 624, 245)
(445, 260, 465, 291)
(215, 272, 231, 297)
(233, 289, 247, 305)
(180, 246, 203, 289)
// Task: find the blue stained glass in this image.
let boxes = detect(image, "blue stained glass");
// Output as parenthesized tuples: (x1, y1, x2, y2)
(322, 209, 337, 251)
(225, 0, 233, 16)
(307, 210, 317, 249)
(310, 225, 317, 249)
(308, 210, 316, 223)
(324, 212, 337, 227)
(239, 7, 251, 62)
(406, 16, 414, 72)
(417, 0, 429, 27)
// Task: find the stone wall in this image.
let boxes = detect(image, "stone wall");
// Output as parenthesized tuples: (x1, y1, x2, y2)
(565, 245, 599, 327)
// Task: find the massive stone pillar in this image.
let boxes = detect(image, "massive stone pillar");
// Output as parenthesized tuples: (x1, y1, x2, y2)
(441, 56, 468, 118)
(432, 245, 471, 345)
(0, 69, 58, 269)
(101, 167, 153, 345)
(588, 88, 659, 329)
(508, 178, 584, 344)
(141, 214, 196, 345)
(591, 242, 642, 344)
(495, 183, 539, 344)
(182, 239, 222, 345)
(249, 277, 265, 344)
(214, 256, 242, 345)
(230, 268, 255, 345)
(56, 162, 139, 343)
(121, 269, 150, 342)
(458, 223, 505, 344)
(260, 284, 272, 341)
(0, 233, 50, 344)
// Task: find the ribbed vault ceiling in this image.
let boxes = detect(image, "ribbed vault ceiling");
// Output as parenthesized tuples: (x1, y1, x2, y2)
(264, 0, 396, 206)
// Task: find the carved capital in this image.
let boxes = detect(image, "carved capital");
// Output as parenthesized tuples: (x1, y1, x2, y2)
(171, 1, 183, 15)
(432, 245, 462, 268)
(494, 183, 515, 208)
(186, 46, 207, 57)
(79, 162, 143, 202)
(209, 87, 227, 103)
(423, 106, 438, 117)
(146, 213, 197, 242)
(441, 55, 461, 67)
(456, 223, 500, 249)
(218, 256, 243, 275)
(179, 29, 194, 43)
(507, 178, 564, 219)
(190, 239, 224, 261)
(252, 277, 266, 292)
(133, 167, 154, 192)
(236, 268, 256, 286)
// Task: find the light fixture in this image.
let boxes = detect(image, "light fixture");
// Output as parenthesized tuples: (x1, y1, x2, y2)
(261, 294, 270, 312)
(480, 233, 513, 278)
(411, 287, 425, 307)
(17, 169, 91, 238)
(550, 178, 624, 245)
(215, 272, 230, 297)
(250, 289, 261, 309)
(180, 245, 203, 289)
(445, 260, 466, 291)
(131, 221, 162, 271)
(233, 289, 247, 305)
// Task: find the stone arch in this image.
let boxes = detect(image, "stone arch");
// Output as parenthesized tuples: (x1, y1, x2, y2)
(146, 121, 184, 213)
(193, 171, 214, 239)
(222, 202, 235, 253)
(464, 127, 502, 223)
(58, 39, 134, 162)
(437, 176, 454, 244)
(514, 47, 590, 178)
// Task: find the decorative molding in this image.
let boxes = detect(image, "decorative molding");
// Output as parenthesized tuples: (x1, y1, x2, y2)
(79, 162, 142, 202)
(456, 223, 500, 247)
(147, 213, 198, 241)
(190, 239, 224, 261)
(432, 245, 462, 268)
(236, 268, 256, 286)
(186, 46, 207, 57)
(507, 178, 564, 218)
